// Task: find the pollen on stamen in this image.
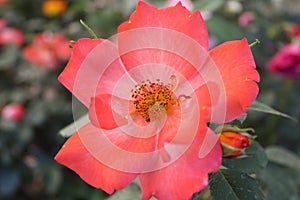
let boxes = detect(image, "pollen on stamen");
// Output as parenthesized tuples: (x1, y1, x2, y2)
(131, 76, 180, 122)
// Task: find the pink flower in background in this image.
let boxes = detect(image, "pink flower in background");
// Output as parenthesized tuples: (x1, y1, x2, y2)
(1, 103, 25, 121)
(238, 12, 255, 27)
(0, 28, 25, 46)
(166, 0, 193, 10)
(267, 43, 300, 79)
(0, 18, 24, 46)
(23, 32, 71, 70)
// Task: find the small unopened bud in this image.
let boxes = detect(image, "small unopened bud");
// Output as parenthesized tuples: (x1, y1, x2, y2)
(218, 132, 251, 157)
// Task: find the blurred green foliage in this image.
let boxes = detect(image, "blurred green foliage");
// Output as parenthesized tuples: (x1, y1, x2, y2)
(0, 0, 300, 199)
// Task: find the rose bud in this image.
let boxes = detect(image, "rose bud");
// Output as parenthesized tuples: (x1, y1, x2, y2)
(218, 131, 251, 157)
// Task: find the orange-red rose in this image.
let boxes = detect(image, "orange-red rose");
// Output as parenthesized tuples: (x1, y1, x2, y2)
(55, 2, 259, 199)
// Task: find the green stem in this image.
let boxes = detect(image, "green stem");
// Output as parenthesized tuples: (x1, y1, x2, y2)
(249, 39, 260, 48)
(80, 19, 98, 39)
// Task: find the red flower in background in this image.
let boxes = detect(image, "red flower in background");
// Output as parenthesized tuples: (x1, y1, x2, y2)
(0, 18, 24, 46)
(267, 43, 300, 79)
(23, 32, 71, 70)
(0, 19, 6, 29)
(55, 2, 259, 199)
(0, 0, 9, 5)
(1, 103, 25, 121)
(291, 24, 300, 37)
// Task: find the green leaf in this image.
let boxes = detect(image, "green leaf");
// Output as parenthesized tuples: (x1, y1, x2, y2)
(193, 186, 212, 200)
(259, 162, 300, 200)
(0, 44, 19, 69)
(106, 182, 141, 200)
(206, 17, 243, 43)
(44, 166, 62, 195)
(236, 113, 248, 125)
(247, 101, 297, 122)
(194, 0, 224, 12)
(210, 169, 265, 200)
(222, 141, 268, 174)
(58, 114, 89, 137)
(265, 146, 300, 171)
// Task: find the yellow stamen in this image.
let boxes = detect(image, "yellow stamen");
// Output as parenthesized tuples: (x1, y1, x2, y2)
(131, 76, 183, 122)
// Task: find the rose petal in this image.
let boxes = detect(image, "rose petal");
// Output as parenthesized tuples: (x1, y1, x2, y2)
(118, 1, 208, 49)
(157, 92, 205, 148)
(55, 132, 138, 194)
(58, 38, 126, 107)
(89, 94, 129, 129)
(193, 82, 220, 122)
(76, 123, 158, 173)
(97, 57, 136, 98)
(118, 1, 208, 79)
(58, 38, 102, 105)
(209, 38, 259, 123)
(139, 128, 221, 200)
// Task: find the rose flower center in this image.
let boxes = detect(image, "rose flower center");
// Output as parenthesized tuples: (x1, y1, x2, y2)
(131, 75, 179, 122)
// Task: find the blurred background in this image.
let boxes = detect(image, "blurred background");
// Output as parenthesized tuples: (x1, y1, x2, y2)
(0, 0, 299, 199)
